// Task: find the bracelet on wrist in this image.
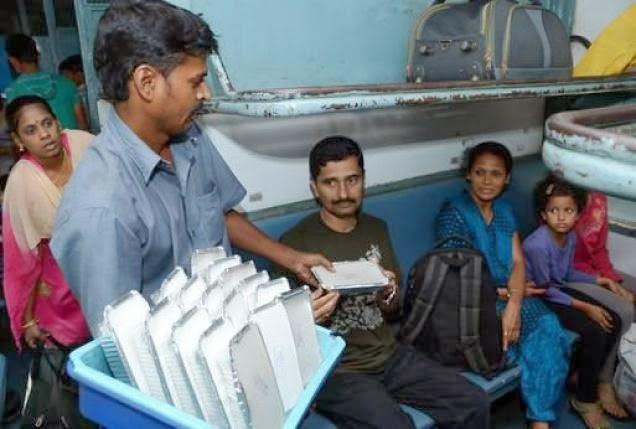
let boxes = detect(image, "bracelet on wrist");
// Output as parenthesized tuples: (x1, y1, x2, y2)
(21, 319, 38, 330)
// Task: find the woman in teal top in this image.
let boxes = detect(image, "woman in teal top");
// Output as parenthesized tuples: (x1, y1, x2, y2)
(436, 142, 571, 429)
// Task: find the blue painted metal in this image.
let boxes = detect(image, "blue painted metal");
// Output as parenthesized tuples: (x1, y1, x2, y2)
(0, 36, 13, 93)
(193, 0, 433, 91)
(73, 0, 108, 130)
(208, 75, 636, 117)
(543, 141, 636, 199)
(543, 104, 636, 199)
(75, 0, 616, 122)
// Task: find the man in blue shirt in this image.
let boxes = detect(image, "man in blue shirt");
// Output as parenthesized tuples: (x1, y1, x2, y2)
(51, 0, 329, 331)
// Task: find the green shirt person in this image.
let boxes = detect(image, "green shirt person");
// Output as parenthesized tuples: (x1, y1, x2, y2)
(5, 34, 88, 131)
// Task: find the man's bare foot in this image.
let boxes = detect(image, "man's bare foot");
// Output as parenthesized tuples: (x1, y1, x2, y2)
(599, 382, 629, 419)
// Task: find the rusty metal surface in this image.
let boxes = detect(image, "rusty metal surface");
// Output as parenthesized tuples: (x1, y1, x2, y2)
(545, 104, 636, 163)
(543, 140, 636, 199)
(543, 104, 636, 199)
(206, 74, 636, 117)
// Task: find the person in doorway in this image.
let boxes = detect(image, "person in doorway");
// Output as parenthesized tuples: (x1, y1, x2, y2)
(58, 55, 88, 124)
(277, 136, 490, 429)
(4, 34, 88, 131)
(51, 0, 329, 332)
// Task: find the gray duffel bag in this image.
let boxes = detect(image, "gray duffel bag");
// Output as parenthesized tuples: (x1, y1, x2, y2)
(406, 0, 572, 82)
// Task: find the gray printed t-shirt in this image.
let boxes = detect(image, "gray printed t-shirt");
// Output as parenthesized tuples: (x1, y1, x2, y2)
(278, 212, 399, 374)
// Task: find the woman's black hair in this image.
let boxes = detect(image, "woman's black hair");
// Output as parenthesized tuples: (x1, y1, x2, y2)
(534, 174, 588, 216)
(5, 95, 56, 134)
(463, 141, 513, 175)
(94, 0, 217, 102)
(309, 136, 364, 181)
(5, 95, 57, 160)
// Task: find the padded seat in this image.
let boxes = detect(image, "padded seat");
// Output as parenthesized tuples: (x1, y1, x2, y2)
(462, 367, 522, 402)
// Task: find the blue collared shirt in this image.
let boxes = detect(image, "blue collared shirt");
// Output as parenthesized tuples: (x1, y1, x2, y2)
(52, 110, 246, 331)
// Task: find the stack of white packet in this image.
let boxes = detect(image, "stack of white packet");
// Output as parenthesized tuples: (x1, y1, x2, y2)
(99, 246, 323, 428)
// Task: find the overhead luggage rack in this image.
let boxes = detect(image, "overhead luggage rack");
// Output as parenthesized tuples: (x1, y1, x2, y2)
(206, 54, 636, 118)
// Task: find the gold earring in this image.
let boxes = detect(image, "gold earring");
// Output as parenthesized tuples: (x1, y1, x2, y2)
(18, 145, 24, 153)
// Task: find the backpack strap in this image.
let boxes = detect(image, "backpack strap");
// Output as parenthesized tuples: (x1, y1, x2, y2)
(433, 235, 474, 250)
(458, 253, 502, 376)
(401, 253, 450, 344)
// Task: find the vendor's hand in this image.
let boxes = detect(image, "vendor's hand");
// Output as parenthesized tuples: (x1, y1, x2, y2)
(584, 303, 614, 332)
(287, 250, 332, 288)
(376, 270, 399, 313)
(311, 287, 340, 323)
(501, 301, 521, 351)
(23, 323, 49, 349)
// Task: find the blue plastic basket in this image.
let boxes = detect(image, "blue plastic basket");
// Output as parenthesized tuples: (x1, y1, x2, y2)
(67, 326, 345, 429)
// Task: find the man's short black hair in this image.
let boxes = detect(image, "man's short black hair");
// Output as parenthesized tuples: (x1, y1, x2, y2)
(310, 136, 364, 180)
(59, 54, 83, 74)
(6, 34, 39, 63)
(93, 0, 218, 102)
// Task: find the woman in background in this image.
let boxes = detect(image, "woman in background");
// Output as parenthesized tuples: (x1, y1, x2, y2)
(2, 95, 92, 350)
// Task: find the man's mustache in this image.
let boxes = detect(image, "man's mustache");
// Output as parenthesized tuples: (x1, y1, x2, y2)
(191, 103, 204, 117)
(332, 199, 356, 205)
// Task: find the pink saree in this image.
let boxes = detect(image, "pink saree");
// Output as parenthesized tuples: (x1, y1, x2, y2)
(573, 191, 623, 282)
(2, 130, 93, 349)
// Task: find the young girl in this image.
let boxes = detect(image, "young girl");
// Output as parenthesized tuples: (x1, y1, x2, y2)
(523, 175, 628, 427)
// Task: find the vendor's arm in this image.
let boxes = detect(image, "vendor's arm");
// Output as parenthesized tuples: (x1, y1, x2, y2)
(52, 207, 142, 334)
(225, 210, 331, 287)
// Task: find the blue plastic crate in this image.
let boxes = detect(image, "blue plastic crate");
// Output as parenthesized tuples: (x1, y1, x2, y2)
(67, 326, 345, 429)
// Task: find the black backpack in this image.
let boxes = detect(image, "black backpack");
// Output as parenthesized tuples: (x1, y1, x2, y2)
(399, 236, 504, 378)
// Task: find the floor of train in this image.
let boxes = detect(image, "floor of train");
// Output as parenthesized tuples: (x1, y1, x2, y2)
(1, 322, 634, 428)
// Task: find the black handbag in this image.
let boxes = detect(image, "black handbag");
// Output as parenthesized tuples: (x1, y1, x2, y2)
(21, 336, 93, 428)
